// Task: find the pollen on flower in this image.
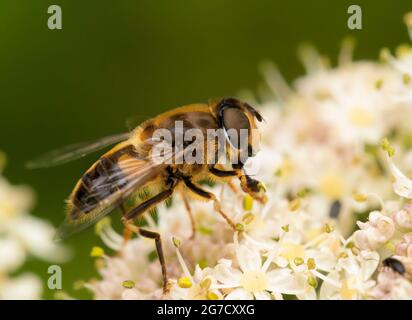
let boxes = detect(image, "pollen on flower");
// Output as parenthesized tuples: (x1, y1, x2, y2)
(307, 276, 318, 288)
(122, 280, 135, 289)
(353, 192, 367, 202)
(379, 48, 391, 62)
(297, 187, 310, 198)
(380, 138, 395, 157)
(289, 198, 301, 211)
(243, 195, 254, 211)
(198, 225, 213, 235)
(172, 237, 181, 248)
(351, 246, 360, 255)
(178, 277, 192, 288)
(346, 241, 355, 249)
(235, 223, 245, 231)
(200, 278, 211, 290)
(242, 212, 256, 225)
(274, 168, 282, 177)
(90, 246, 104, 258)
(324, 223, 334, 233)
(307, 258, 316, 270)
(198, 258, 209, 269)
(207, 291, 219, 300)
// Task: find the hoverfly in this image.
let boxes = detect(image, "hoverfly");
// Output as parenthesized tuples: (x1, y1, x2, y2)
(28, 97, 267, 292)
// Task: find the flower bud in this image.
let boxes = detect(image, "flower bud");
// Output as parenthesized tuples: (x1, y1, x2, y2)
(392, 204, 412, 232)
(353, 211, 395, 250)
(395, 235, 412, 258)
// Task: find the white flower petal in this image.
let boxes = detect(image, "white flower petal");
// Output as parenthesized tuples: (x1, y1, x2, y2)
(254, 291, 272, 300)
(387, 156, 412, 199)
(360, 250, 379, 281)
(0, 273, 42, 300)
(306, 249, 336, 272)
(319, 271, 341, 300)
(121, 288, 145, 300)
(0, 237, 26, 272)
(236, 245, 262, 272)
(12, 215, 71, 262)
(213, 261, 242, 287)
(266, 269, 301, 295)
(225, 288, 253, 300)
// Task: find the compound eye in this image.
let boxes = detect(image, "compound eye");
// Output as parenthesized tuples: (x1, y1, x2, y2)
(222, 107, 250, 148)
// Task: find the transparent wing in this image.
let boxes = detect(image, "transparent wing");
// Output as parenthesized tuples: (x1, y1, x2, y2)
(55, 156, 167, 240)
(55, 140, 191, 240)
(26, 132, 130, 169)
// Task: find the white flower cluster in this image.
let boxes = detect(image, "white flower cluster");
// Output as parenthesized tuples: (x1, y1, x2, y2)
(0, 152, 70, 299)
(86, 14, 412, 300)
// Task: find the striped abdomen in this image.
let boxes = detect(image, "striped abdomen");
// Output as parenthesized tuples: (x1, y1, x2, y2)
(69, 145, 138, 218)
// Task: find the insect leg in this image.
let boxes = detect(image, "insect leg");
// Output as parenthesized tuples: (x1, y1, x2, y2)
(123, 223, 169, 293)
(140, 228, 169, 293)
(119, 203, 133, 243)
(208, 166, 238, 177)
(208, 166, 240, 194)
(121, 188, 175, 221)
(238, 174, 268, 203)
(183, 178, 237, 230)
(208, 165, 267, 203)
(228, 180, 240, 193)
(179, 189, 196, 239)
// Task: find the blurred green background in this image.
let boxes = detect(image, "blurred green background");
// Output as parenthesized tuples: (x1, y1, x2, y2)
(0, 0, 411, 299)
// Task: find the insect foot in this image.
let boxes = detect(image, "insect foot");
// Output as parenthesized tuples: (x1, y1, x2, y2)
(163, 279, 173, 295)
(240, 175, 268, 204)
